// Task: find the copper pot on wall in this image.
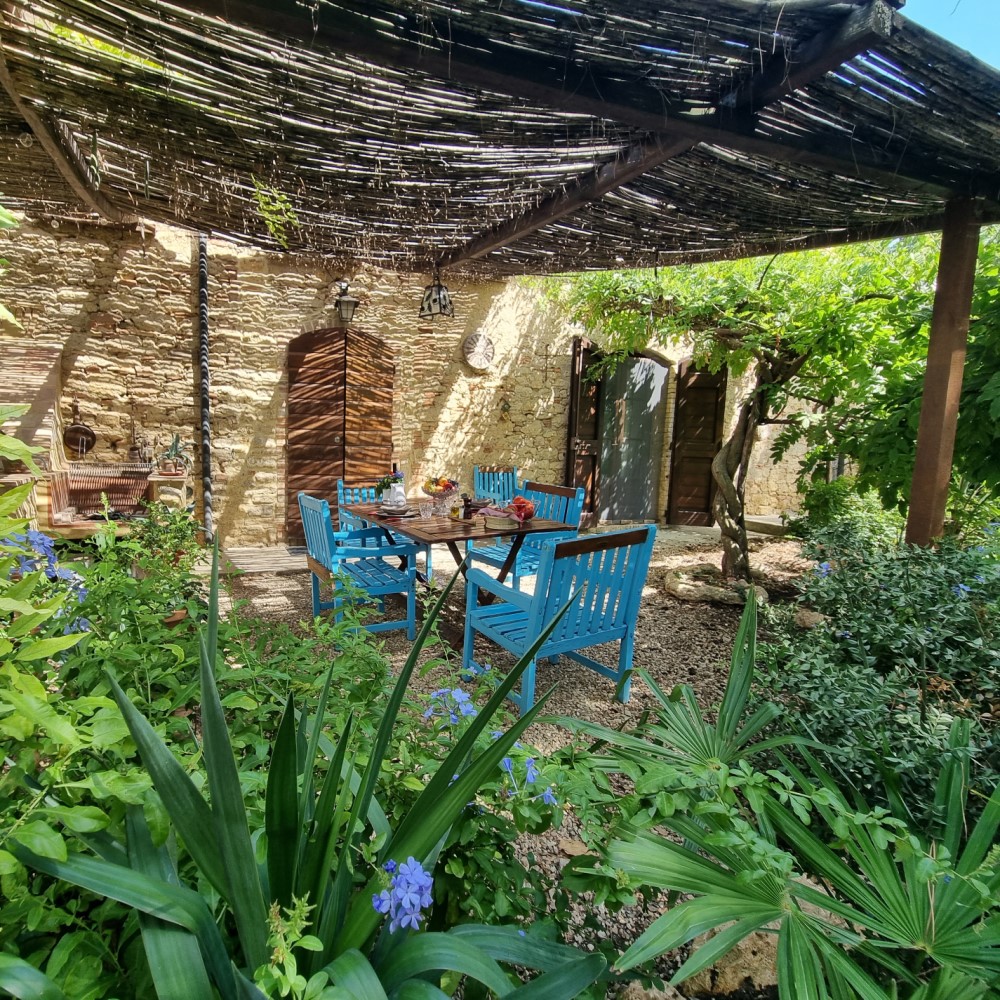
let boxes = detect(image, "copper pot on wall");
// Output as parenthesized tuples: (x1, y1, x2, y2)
(63, 400, 97, 458)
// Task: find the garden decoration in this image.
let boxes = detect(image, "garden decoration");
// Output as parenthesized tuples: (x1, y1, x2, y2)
(10, 548, 606, 998)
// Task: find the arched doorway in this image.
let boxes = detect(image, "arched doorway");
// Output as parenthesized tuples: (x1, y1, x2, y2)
(565, 338, 670, 524)
(285, 327, 394, 544)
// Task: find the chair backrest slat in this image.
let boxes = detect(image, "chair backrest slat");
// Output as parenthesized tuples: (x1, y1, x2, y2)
(535, 526, 655, 642)
(473, 465, 518, 506)
(337, 480, 378, 530)
(518, 481, 586, 554)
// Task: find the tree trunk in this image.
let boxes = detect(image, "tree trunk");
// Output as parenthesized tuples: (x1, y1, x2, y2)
(712, 393, 760, 581)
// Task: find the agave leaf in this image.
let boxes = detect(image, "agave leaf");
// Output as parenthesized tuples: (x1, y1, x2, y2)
(338, 586, 574, 953)
(266, 692, 300, 909)
(125, 805, 214, 1000)
(716, 586, 757, 743)
(392, 981, 451, 999)
(0, 482, 36, 518)
(392, 585, 572, 851)
(11, 846, 239, 1000)
(106, 673, 226, 893)
(323, 949, 388, 999)
(376, 933, 509, 996)
(197, 629, 269, 970)
(0, 954, 67, 1000)
(338, 566, 462, 878)
(503, 953, 606, 998)
(299, 660, 339, 821)
(298, 714, 355, 908)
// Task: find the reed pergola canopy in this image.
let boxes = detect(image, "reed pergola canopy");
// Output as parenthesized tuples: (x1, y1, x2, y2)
(0, 0, 997, 277)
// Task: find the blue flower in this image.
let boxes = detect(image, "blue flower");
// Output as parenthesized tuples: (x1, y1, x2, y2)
(383, 859, 397, 874)
(371, 856, 434, 934)
(425, 687, 478, 725)
(25, 530, 56, 558)
(953, 583, 971, 597)
(525, 758, 539, 785)
(815, 562, 832, 577)
(63, 617, 91, 635)
(14, 554, 38, 575)
(541, 787, 557, 806)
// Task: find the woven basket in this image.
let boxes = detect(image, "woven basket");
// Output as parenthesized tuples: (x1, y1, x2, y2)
(484, 515, 528, 529)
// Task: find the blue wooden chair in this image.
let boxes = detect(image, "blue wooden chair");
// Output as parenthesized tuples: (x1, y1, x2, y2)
(467, 481, 585, 588)
(337, 479, 433, 579)
(336, 480, 378, 529)
(462, 526, 656, 714)
(473, 465, 519, 506)
(298, 492, 418, 639)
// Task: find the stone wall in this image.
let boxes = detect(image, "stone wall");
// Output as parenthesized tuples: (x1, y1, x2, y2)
(0, 219, 800, 546)
(0, 221, 576, 545)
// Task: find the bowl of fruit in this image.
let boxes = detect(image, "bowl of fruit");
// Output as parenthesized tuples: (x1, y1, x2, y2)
(422, 476, 460, 500)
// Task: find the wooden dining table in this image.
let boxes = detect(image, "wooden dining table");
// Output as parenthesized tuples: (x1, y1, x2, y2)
(339, 502, 574, 585)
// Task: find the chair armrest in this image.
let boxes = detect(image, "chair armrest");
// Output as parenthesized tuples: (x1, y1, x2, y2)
(465, 568, 533, 610)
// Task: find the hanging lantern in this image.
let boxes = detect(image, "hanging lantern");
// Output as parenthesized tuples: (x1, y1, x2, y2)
(334, 281, 359, 325)
(419, 269, 454, 318)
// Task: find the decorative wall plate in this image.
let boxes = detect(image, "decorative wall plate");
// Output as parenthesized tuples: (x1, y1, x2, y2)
(462, 333, 495, 371)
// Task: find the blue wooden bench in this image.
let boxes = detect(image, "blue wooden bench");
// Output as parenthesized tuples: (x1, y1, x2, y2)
(462, 525, 656, 714)
(299, 491, 418, 639)
(473, 465, 519, 506)
(467, 481, 585, 588)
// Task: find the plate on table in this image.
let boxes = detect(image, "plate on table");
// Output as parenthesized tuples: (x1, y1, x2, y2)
(378, 505, 415, 517)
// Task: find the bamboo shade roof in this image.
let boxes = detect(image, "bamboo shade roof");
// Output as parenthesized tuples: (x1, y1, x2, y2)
(0, 0, 997, 277)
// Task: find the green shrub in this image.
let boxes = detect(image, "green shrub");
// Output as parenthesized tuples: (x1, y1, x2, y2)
(787, 475, 903, 546)
(797, 535, 1000, 714)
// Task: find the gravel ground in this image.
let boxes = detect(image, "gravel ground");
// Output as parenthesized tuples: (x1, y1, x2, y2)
(223, 530, 811, 998)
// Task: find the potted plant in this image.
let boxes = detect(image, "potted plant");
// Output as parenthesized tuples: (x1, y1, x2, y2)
(158, 433, 193, 475)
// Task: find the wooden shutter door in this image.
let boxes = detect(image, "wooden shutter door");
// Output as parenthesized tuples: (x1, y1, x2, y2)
(565, 338, 602, 528)
(667, 362, 727, 526)
(285, 327, 393, 544)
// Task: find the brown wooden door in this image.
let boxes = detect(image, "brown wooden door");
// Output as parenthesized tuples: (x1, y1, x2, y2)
(565, 338, 602, 528)
(285, 327, 393, 544)
(667, 362, 726, 526)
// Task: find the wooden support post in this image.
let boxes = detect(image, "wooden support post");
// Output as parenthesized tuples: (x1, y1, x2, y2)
(904, 197, 981, 546)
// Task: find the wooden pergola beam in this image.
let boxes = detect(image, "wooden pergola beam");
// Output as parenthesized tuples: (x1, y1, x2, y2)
(0, 13, 137, 225)
(904, 198, 982, 546)
(434, 137, 697, 270)
(436, 2, 896, 269)
(180, 0, 978, 201)
(720, 0, 896, 113)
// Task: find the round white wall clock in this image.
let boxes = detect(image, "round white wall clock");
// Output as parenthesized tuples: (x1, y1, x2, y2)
(462, 333, 495, 371)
